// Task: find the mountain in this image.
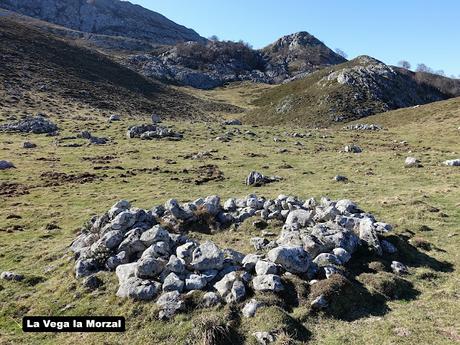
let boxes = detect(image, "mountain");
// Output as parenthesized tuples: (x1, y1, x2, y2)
(244, 56, 460, 126)
(122, 32, 346, 89)
(0, 18, 239, 120)
(0, 0, 205, 47)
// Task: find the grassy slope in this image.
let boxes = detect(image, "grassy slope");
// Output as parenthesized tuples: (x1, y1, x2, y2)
(0, 95, 459, 344)
(243, 59, 460, 127)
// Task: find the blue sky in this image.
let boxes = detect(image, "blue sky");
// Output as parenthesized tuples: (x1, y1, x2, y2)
(131, 0, 459, 76)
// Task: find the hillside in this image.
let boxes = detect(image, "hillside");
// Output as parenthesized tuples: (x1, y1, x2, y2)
(244, 56, 460, 126)
(0, 18, 239, 121)
(0, 0, 205, 46)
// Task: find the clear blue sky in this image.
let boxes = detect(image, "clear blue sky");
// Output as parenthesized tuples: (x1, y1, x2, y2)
(130, 0, 459, 76)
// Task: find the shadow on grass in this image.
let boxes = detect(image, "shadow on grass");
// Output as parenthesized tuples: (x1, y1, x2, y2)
(285, 234, 452, 322)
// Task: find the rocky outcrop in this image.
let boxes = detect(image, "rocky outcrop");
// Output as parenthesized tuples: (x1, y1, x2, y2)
(123, 32, 347, 89)
(0, 0, 205, 46)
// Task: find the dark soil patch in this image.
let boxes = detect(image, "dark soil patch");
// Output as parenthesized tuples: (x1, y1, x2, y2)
(182, 165, 225, 185)
(36, 157, 60, 162)
(82, 155, 117, 164)
(245, 152, 267, 158)
(0, 224, 25, 232)
(94, 166, 125, 171)
(0, 182, 30, 198)
(39, 171, 103, 187)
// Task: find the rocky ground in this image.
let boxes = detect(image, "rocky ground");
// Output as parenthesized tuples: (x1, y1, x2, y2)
(0, 95, 459, 344)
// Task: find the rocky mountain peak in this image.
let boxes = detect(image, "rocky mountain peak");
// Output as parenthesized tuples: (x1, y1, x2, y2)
(269, 31, 325, 51)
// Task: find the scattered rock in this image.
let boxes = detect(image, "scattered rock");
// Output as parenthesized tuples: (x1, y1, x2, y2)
(0, 160, 15, 170)
(344, 144, 362, 153)
(310, 294, 328, 309)
(333, 175, 348, 182)
(23, 141, 37, 149)
(242, 299, 263, 317)
(252, 274, 284, 292)
(391, 261, 409, 275)
(222, 119, 242, 125)
(83, 275, 103, 291)
(0, 271, 24, 281)
(405, 157, 421, 168)
(253, 331, 276, 345)
(267, 246, 310, 274)
(443, 159, 460, 166)
(246, 171, 281, 186)
(109, 114, 121, 122)
(191, 241, 224, 271)
(151, 113, 162, 123)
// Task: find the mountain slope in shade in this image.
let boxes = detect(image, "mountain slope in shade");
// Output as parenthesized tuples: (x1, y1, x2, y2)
(0, 18, 239, 120)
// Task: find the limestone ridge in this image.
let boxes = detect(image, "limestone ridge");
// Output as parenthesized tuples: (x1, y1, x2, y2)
(124, 32, 347, 89)
(0, 0, 205, 45)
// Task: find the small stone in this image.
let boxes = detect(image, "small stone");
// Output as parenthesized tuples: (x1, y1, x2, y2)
(163, 272, 184, 292)
(185, 274, 208, 290)
(333, 175, 348, 182)
(344, 144, 362, 153)
(391, 261, 408, 275)
(443, 159, 460, 166)
(252, 274, 284, 292)
(202, 292, 221, 307)
(310, 294, 328, 309)
(23, 141, 37, 149)
(82, 275, 103, 291)
(405, 157, 421, 168)
(0, 271, 24, 281)
(255, 260, 278, 276)
(267, 246, 310, 274)
(191, 241, 224, 271)
(332, 248, 351, 264)
(253, 331, 276, 345)
(242, 299, 263, 317)
(0, 160, 15, 170)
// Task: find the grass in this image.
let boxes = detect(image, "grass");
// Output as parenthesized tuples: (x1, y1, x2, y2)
(0, 94, 459, 344)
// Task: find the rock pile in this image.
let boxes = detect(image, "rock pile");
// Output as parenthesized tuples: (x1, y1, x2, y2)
(0, 116, 58, 134)
(127, 124, 183, 140)
(344, 124, 383, 131)
(71, 194, 401, 319)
